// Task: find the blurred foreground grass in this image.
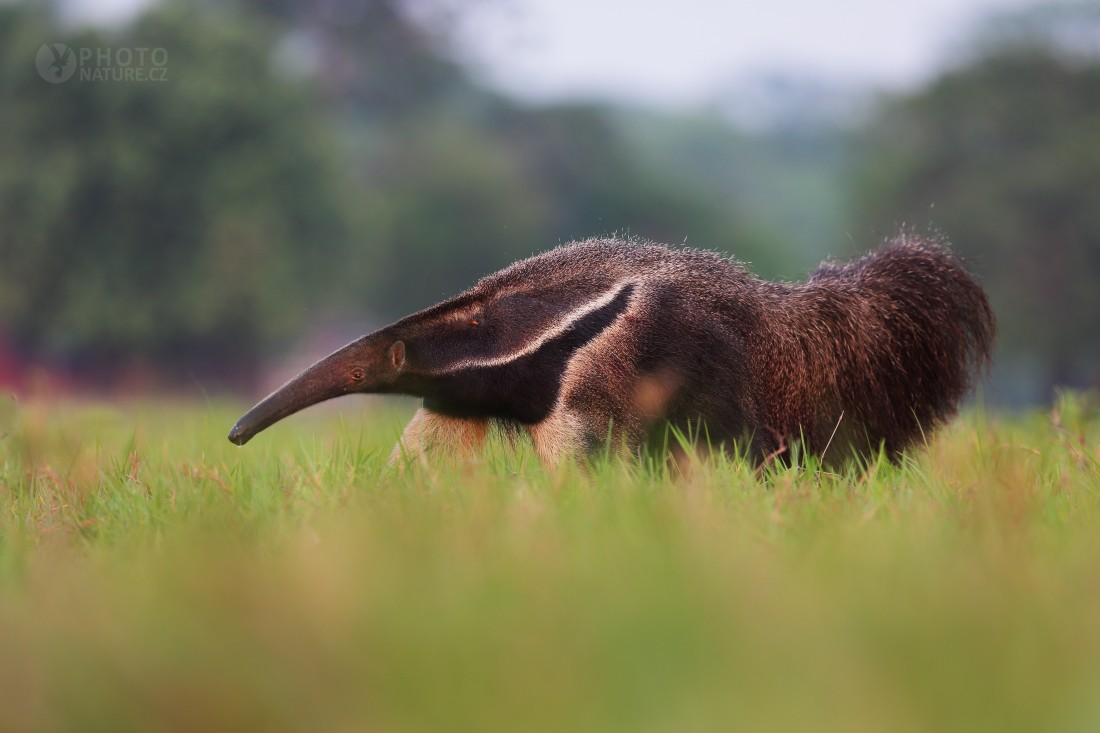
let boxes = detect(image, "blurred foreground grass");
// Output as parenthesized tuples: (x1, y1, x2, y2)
(1, 394, 1099, 733)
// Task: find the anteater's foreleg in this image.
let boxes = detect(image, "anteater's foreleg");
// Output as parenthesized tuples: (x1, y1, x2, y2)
(389, 407, 489, 465)
(389, 407, 523, 465)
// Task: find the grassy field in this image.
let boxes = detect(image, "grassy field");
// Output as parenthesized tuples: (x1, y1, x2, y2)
(1, 394, 1099, 733)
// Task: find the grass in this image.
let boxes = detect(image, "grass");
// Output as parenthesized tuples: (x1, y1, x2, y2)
(1, 393, 1099, 733)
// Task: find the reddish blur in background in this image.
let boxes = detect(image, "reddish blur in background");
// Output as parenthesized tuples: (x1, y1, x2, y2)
(2, 0, 1098, 406)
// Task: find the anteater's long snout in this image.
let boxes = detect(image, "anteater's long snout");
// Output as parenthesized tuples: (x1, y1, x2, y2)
(228, 413, 266, 446)
(228, 334, 404, 446)
(227, 365, 348, 446)
(227, 421, 249, 446)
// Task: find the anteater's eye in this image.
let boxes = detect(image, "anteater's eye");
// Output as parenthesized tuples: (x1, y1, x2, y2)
(468, 318, 480, 326)
(350, 368, 366, 382)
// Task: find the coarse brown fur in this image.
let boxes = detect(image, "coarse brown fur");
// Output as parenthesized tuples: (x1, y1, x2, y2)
(230, 232, 995, 466)
(737, 233, 996, 460)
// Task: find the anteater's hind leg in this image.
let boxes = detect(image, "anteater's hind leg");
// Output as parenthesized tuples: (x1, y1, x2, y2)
(389, 407, 521, 465)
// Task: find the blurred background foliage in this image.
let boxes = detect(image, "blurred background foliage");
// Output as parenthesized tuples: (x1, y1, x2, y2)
(852, 5, 1100, 402)
(0, 0, 1097, 403)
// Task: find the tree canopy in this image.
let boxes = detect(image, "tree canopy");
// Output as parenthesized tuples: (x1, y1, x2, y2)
(0, 0, 778, 386)
(852, 8, 1100, 397)
(2, 0, 1097, 400)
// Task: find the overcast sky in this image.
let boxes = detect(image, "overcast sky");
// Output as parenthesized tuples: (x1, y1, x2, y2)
(447, 0, 1037, 105)
(75, 0, 1038, 106)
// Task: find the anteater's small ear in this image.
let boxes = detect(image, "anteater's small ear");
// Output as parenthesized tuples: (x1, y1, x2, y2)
(389, 341, 406, 370)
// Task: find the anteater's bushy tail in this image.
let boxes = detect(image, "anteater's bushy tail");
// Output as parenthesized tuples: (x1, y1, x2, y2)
(799, 233, 996, 456)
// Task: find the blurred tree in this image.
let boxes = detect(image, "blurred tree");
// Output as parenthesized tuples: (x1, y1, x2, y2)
(491, 103, 777, 256)
(240, 0, 782, 315)
(851, 5, 1100, 397)
(360, 121, 551, 313)
(613, 108, 850, 279)
(235, 0, 471, 120)
(0, 0, 786, 388)
(0, 2, 353, 383)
